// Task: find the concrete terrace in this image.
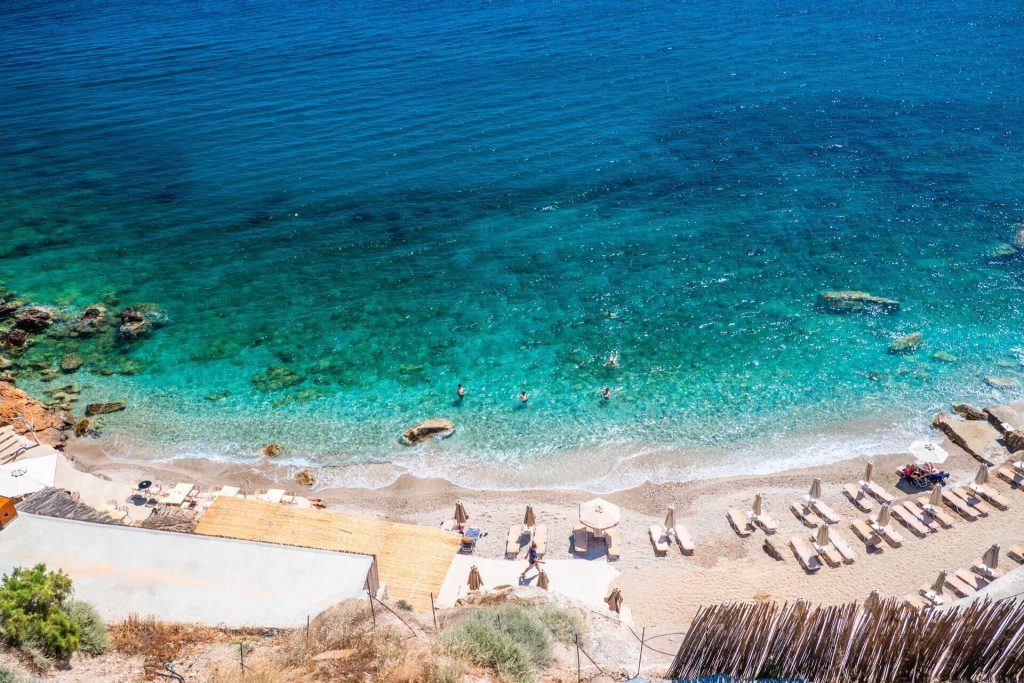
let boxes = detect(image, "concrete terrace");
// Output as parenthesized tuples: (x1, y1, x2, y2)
(0, 513, 375, 628)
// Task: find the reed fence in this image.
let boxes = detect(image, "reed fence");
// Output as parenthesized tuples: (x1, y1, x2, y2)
(667, 597, 1024, 682)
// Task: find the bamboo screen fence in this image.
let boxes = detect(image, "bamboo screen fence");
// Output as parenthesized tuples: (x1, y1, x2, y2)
(667, 597, 1024, 682)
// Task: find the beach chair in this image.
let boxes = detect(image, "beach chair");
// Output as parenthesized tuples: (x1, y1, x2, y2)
(954, 569, 989, 592)
(1007, 545, 1024, 564)
(901, 501, 939, 533)
(727, 509, 753, 537)
(789, 536, 822, 572)
(505, 525, 523, 558)
(971, 562, 1005, 580)
(649, 525, 671, 555)
(533, 525, 547, 556)
(750, 511, 779, 534)
(941, 490, 979, 520)
(868, 521, 903, 548)
(790, 501, 820, 528)
(849, 520, 883, 550)
(842, 483, 873, 512)
(572, 524, 589, 555)
(915, 497, 956, 529)
(459, 527, 480, 554)
(829, 529, 858, 564)
(862, 480, 895, 504)
(943, 573, 976, 598)
(162, 482, 196, 507)
(996, 466, 1024, 488)
(951, 488, 993, 516)
(810, 537, 843, 568)
(809, 500, 842, 525)
(214, 485, 240, 498)
(891, 504, 930, 538)
(674, 525, 695, 555)
(971, 484, 1010, 511)
(605, 527, 621, 561)
(904, 594, 931, 610)
(917, 586, 945, 607)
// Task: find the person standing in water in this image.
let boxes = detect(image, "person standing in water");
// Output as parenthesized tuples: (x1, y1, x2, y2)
(457, 383, 466, 400)
(602, 387, 612, 400)
(519, 391, 528, 404)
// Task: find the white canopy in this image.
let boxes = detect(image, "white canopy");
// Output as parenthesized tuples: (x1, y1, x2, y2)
(579, 497, 620, 531)
(0, 454, 57, 498)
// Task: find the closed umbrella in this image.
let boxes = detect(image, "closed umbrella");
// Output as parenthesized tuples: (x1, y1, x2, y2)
(975, 465, 991, 487)
(579, 498, 620, 531)
(524, 504, 536, 528)
(604, 587, 623, 614)
(809, 478, 823, 501)
(876, 503, 891, 528)
(864, 461, 875, 483)
(983, 544, 1000, 570)
(455, 500, 469, 525)
(929, 483, 943, 508)
(864, 589, 883, 613)
(468, 565, 483, 591)
(752, 493, 764, 517)
(932, 570, 948, 594)
(815, 524, 831, 547)
(664, 505, 676, 531)
(537, 569, 549, 590)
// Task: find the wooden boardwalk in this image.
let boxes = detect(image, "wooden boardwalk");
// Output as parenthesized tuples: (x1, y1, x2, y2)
(196, 497, 460, 612)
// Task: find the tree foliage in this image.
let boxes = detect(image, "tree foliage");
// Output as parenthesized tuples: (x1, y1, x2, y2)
(0, 564, 80, 658)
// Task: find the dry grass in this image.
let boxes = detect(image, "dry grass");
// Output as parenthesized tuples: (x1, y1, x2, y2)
(108, 615, 220, 666)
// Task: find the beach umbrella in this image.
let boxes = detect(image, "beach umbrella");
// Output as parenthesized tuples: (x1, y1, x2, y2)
(454, 500, 469, 525)
(524, 504, 536, 528)
(864, 461, 874, 483)
(975, 465, 991, 487)
(864, 589, 883, 613)
(929, 484, 943, 507)
(468, 565, 483, 591)
(579, 498, 620, 531)
(932, 570, 948, 595)
(983, 544, 1000, 570)
(752, 493, 764, 517)
(537, 569, 549, 590)
(815, 524, 831, 547)
(604, 587, 623, 614)
(809, 478, 823, 501)
(876, 503, 891, 528)
(664, 505, 676, 531)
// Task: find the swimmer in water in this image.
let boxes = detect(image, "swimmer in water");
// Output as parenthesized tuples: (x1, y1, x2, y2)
(606, 351, 620, 367)
(519, 391, 528, 404)
(605, 310, 617, 319)
(602, 387, 612, 400)
(457, 383, 466, 400)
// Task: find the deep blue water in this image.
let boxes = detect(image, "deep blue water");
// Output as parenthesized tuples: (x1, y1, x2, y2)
(1, 0, 1023, 489)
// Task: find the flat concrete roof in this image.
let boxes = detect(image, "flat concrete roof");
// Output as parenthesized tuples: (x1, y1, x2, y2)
(0, 513, 374, 628)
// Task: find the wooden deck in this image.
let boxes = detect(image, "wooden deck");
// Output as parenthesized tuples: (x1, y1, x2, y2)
(195, 497, 460, 612)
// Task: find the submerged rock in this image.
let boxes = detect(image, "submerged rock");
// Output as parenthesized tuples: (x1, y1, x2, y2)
(888, 332, 922, 354)
(118, 307, 151, 340)
(60, 354, 84, 373)
(991, 243, 1018, 259)
(75, 304, 108, 335)
(1017, 224, 1024, 248)
(251, 365, 304, 392)
(74, 418, 91, 437)
(985, 375, 1019, 389)
(205, 390, 232, 401)
(931, 351, 957, 363)
(952, 403, 986, 421)
(0, 299, 22, 319)
(295, 468, 315, 487)
(14, 306, 55, 332)
(0, 356, 11, 370)
(818, 291, 900, 314)
(401, 418, 455, 444)
(85, 401, 126, 416)
(263, 443, 282, 457)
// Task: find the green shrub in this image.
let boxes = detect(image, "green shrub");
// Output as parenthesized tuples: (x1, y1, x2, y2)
(0, 564, 79, 658)
(0, 664, 43, 683)
(538, 605, 581, 645)
(441, 603, 559, 683)
(64, 599, 109, 655)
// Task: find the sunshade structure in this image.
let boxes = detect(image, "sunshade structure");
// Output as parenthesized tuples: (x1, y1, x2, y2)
(604, 587, 623, 614)
(982, 544, 1000, 570)
(537, 569, 549, 590)
(975, 465, 991, 486)
(875, 503, 892, 528)
(523, 504, 536, 528)
(454, 500, 469, 525)
(815, 524, 830, 547)
(864, 589, 883, 613)
(932, 570, 948, 594)
(808, 478, 823, 501)
(664, 505, 676, 531)
(468, 565, 483, 591)
(864, 461, 875, 483)
(0, 454, 56, 499)
(752, 493, 764, 517)
(929, 484, 943, 507)
(579, 497, 620, 531)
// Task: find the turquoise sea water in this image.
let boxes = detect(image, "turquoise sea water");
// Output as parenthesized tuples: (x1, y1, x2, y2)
(1, 0, 1023, 489)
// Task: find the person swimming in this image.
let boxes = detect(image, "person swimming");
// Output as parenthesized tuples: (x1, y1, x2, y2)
(602, 386, 612, 400)
(457, 383, 466, 400)
(606, 350, 619, 367)
(519, 391, 528, 404)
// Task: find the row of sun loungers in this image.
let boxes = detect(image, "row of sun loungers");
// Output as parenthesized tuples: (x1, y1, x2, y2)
(789, 525, 858, 571)
(905, 543, 1020, 609)
(505, 524, 547, 558)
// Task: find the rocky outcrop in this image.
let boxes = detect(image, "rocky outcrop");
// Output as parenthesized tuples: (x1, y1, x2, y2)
(263, 444, 282, 457)
(952, 403, 986, 421)
(85, 401, 126, 416)
(75, 304, 108, 336)
(295, 468, 315, 487)
(402, 418, 455, 444)
(0, 356, 11, 370)
(0, 380, 71, 445)
(984, 405, 1024, 434)
(1, 328, 28, 349)
(888, 332, 922, 354)
(0, 299, 22, 319)
(985, 376, 1019, 389)
(14, 306, 55, 332)
(118, 307, 151, 340)
(1006, 431, 1024, 453)
(931, 351, 957, 363)
(60, 354, 84, 373)
(932, 412, 1007, 465)
(817, 291, 900, 314)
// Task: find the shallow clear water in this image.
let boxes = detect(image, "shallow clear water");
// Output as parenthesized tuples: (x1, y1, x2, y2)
(1, 0, 1023, 489)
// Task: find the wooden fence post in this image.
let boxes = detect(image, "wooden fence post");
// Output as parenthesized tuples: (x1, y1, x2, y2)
(430, 592, 438, 631)
(637, 626, 645, 677)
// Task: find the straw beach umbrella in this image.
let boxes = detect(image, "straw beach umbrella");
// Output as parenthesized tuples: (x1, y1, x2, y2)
(929, 483, 943, 508)
(752, 493, 764, 518)
(524, 504, 536, 528)
(864, 589, 883, 613)
(815, 524, 831, 547)
(983, 544, 1000, 570)
(809, 478, 823, 501)
(537, 569, 549, 590)
(454, 500, 469, 526)
(664, 505, 676, 532)
(932, 570, 948, 595)
(579, 498, 620, 531)
(975, 464, 991, 487)
(864, 461, 875, 483)
(876, 503, 891, 528)
(604, 587, 623, 614)
(468, 565, 483, 591)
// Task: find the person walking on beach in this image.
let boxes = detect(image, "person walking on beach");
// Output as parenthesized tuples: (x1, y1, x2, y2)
(520, 541, 543, 579)
(457, 383, 466, 400)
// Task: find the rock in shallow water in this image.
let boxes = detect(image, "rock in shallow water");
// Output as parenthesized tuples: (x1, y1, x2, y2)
(952, 403, 986, 420)
(60, 354, 84, 373)
(85, 401, 126, 415)
(14, 306, 55, 332)
(931, 351, 957, 363)
(118, 307, 151, 340)
(985, 375, 1019, 389)
(402, 418, 455, 444)
(818, 291, 900, 314)
(888, 332, 922, 354)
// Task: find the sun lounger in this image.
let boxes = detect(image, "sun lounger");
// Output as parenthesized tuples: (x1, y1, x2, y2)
(861, 480, 895, 504)
(605, 527, 621, 561)
(901, 501, 939, 533)
(904, 594, 930, 610)
(996, 466, 1024, 488)
(260, 488, 286, 504)
(849, 520, 883, 550)
(809, 500, 842, 525)
(970, 484, 1010, 511)
(533, 525, 547, 556)
(971, 563, 1005, 580)
(674, 525, 695, 555)
(791, 501, 820, 528)
(829, 529, 858, 564)
(751, 512, 779, 534)
(162, 482, 196, 507)
(941, 490, 979, 520)
(951, 487, 993, 516)
(842, 483, 873, 512)
(915, 497, 956, 528)
(943, 573, 976, 598)
(506, 525, 523, 558)
(810, 537, 843, 568)
(954, 569, 989, 592)
(214, 485, 240, 498)
(727, 509, 753, 536)
(917, 586, 945, 607)
(649, 525, 671, 555)
(1007, 545, 1024, 564)
(1014, 461, 1024, 476)
(868, 521, 903, 547)
(790, 536, 822, 572)
(891, 504, 930, 538)
(573, 524, 589, 555)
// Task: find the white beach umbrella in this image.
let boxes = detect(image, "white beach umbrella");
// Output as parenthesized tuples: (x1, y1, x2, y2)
(809, 478, 823, 501)
(752, 493, 764, 517)
(982, 544, 1000, 570)
(815, 524, 831, 547)
(975, 465, 991, 487)
(579, 497, 620, 531)
(876, 503, 891, 528)
(932, 570, 948, 594)
(864, 461, 874, 483)
(664, 505, 676, 531)
(929, 483, 943, 507)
